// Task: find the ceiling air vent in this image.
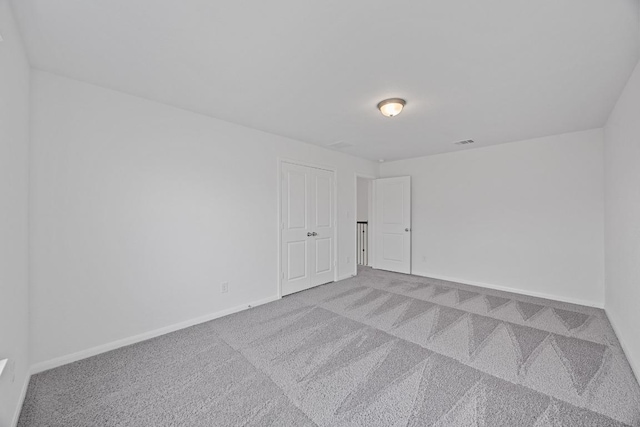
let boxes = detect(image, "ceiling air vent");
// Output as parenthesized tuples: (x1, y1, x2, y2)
(454, 139, 475, 145)
(327, 141, 354, 150)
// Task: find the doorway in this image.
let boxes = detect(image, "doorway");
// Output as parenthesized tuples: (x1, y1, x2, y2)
(355, 175, 412, 276)
(355, 175, 374, 274)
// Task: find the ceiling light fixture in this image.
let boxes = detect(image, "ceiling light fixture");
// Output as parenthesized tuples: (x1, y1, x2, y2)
(377, 98, 406, 117)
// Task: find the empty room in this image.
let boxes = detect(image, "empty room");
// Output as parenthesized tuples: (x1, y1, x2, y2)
(2, 0, 640, 426)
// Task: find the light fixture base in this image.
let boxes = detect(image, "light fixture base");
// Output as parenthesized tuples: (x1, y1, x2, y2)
(377, 98, 406, 117)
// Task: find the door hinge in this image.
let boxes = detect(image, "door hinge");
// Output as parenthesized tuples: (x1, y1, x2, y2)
(281, 271, 285, 279)
(281, 222, 284, 230)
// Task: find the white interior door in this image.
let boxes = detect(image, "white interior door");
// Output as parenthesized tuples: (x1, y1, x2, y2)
(281, 162, 334, 296)
(310, 168, 335, 287)
(374, 176, 411, 274)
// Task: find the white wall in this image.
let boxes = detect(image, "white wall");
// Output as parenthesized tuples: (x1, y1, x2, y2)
(379, 129, 605, 306)
(604, 59, 640, 379)
(0, 1, 30, 425)
(29, 70, 377, 367)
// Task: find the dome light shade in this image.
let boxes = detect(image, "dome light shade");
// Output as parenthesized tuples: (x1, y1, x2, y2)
(377, 98, 406, 117)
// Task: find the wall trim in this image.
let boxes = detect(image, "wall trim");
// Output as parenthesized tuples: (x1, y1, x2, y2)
(605, 308, 640, 383)
(411, 270, 604, 308)
(11, 373, 31, 427)
(30, 295, 280, 375)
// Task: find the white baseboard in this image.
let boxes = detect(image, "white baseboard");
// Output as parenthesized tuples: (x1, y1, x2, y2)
(11, 373, 31, 427)
(605, 308, 640, 383)
(411, 270, 604, 309)
(30, 295, 280, 375)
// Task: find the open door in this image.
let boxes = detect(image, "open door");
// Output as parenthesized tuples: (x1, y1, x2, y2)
(374, 176, 411, 274)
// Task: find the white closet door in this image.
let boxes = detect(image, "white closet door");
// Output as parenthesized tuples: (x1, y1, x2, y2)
(281, 163, 311, 295)
(374, 176, 411, 274)
(281, 163, 334, 296)
(310, 168, 334, 287)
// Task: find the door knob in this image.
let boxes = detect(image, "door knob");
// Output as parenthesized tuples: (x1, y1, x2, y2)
(405, 228, 410, 232)
(313, 232, 318, 236)
(307, 232, 313, 237)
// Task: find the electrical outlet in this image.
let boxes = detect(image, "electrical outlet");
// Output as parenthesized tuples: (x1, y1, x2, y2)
(221, 282, 229, 293)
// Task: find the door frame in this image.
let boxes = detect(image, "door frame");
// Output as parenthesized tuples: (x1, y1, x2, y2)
(277, 158, 338, 298)
(353, 173, 376, 276)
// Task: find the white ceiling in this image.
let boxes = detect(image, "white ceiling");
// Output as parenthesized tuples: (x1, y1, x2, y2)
(12, 0, 640, 161)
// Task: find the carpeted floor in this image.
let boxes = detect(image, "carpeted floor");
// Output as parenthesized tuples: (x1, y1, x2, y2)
(19, 267, 640, 426)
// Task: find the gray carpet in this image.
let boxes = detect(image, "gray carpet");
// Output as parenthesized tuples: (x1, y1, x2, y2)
(18, 267, 640, 426)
